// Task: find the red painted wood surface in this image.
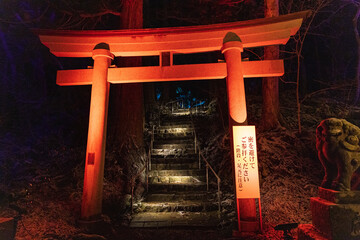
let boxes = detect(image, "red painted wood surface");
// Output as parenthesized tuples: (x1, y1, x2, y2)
(56, 60, 284, 86)
(35, 11, 309, 57)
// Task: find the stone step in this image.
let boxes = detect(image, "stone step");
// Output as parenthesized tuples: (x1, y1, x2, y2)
(151, 155, 198, 164)
(159, 112, 208, 124)
(155, 125, 193, 133)
(154, 133, 194, 140)
(149, 175, 205, 184)
(151, 148, 195, 156)
(159, 121, 192, 126)
(154, 132, 193, 138)
(171, 109, 191, 115)
(137, 200, 218, 212)
(153, 142, 195, 149)
(145, 192, 217, 202)
(129, 211, 220, 228)
(151, 162, 198, 170)
(154, 138, 194, 145)
(148, 182, 206, 192)
(157, 123, 193, 129)
(149, 169, 204, 177)
(153, 133, 194, 141)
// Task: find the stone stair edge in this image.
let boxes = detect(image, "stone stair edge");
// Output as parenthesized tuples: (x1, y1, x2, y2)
(149, 169, 204, 176)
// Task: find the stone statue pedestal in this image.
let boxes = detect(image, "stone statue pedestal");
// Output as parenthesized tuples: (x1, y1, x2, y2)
(298, 187, 360, 240)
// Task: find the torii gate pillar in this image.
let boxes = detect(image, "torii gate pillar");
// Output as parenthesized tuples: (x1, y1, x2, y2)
(81, 43, 114, 220)
(222, 32, 247, 124)
(221, 32, 259, 233)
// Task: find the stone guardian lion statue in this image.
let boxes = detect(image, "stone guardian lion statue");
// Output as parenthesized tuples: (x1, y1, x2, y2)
(316, 118, 360, 191)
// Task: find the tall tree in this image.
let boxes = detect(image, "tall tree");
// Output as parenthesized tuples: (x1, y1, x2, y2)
(261, 0, 281, 131)
(348, 0, 360, 104)
(109, 0, 144, 150)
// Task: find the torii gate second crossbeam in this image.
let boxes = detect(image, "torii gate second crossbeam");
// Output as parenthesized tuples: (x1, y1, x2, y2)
(35, 10, 309, 233)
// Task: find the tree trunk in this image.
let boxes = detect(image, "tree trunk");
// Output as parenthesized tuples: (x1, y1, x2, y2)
(210, 79, 228, 130)
(261, 0, 281, 130)
(144, 82, 156, 122)
(120, 0, 143, 29)
(112, 78, 144, 148)
(144, 83, 156, 106)
(160, 53, 172, 104)
(161, 82, 171, 103)
(109, 0, 144, 148)
(353, 4, 360, 104)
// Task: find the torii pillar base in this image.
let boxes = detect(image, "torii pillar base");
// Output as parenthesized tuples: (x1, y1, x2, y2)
(232, 230, 259, 238)
(77, 216, 113, 236)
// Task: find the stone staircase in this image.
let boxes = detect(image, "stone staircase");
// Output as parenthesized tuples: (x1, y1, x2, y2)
(130, 114, 220, 228)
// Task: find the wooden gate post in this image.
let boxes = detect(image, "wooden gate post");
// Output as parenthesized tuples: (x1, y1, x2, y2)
(81, 43, 114, 220)
(221, 32, 247, 124)
(221, 32, 259, 233)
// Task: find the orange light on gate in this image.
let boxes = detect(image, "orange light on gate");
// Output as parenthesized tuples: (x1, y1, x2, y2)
(81, 43, 114, 220)
(221, 34, 247, 124)
(34, 11, 309, 226)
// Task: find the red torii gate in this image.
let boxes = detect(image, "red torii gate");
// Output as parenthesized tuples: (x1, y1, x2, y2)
(35, 10, 309, 233)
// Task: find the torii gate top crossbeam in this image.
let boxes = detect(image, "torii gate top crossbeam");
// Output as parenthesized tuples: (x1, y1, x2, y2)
(35, 11, 310, 58)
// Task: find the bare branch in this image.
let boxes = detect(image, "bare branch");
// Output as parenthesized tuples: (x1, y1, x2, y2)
(0, 0, 50, 24)
(78, 9, 121, 18)
(301, 83, 354, 104)
(244, 48, 263, 60)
